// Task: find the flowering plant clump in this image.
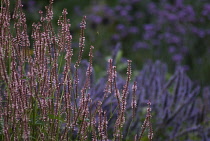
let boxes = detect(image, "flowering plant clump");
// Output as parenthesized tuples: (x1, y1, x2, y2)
(0, 0, 153, 140)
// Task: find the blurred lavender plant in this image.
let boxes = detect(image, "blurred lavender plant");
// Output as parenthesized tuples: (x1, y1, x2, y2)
(89, 60, 209, 140)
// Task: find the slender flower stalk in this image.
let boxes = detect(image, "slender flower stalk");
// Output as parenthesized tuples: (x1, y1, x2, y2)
(138, 101, 153, 141)
(132, 81, 137, 119)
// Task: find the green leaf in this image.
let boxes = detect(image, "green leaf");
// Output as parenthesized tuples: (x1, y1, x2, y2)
(48, 114, 64, 122)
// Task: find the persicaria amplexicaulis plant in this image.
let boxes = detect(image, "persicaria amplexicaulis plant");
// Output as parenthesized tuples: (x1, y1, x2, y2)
(0, 0, 153, 140)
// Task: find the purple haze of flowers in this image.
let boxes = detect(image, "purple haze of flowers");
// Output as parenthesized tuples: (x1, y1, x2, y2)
(129, 26, 139, 34)
(168, 46, 176, 53)
(111, 34, 120, 41)
(84, 0, 210, 85)
(88, 15, 102, 24)
(133, 41, 149, 50)
(116, 24, 126, 31)
(143, 24, 157, 40)
(172, 54, 183, 63)
(202, 4, 210, 17)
